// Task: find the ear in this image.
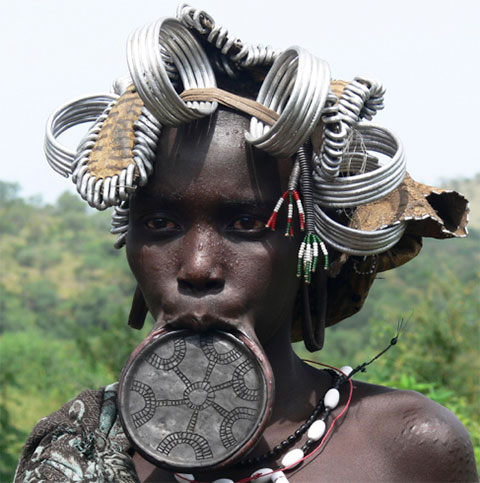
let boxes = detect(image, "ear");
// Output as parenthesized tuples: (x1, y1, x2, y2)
(128, 284, 149, 329)
(301, 270, 327, 352)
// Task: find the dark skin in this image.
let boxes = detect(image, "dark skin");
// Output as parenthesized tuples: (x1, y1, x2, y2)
(126, 109, 478, 482)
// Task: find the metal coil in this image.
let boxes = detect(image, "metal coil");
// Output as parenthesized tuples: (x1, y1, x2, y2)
(72, 103, 162, 210)
(312, 124, 406, 208)
(44, 94, 117, 177)
(127, 17, 217, 126)
(246, 47, 331, 157)
(111, 202, 130, 248)
(314, 205, 406, 255)
(315, 77, 385, 180)
(177, 3, 279, 71)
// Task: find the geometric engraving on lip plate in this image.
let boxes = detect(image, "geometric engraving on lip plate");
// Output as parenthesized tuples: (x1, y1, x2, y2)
(157, 432, 213, 461)
(200, 333, 242, 365)
(219, 407, 257, 449)
(131, 380, 157, 428)
(232, 359, 261, 401)
(146, 337, 186, 371)
(184, 381, 215, 411)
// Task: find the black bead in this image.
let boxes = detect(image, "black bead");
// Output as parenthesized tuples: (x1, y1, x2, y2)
(295, 428, 303, 437)
(281, 440, 290, 448)
(300, 423, 308, 432)
(288, 435, 296, 444)
(274, 445, 283, 453)
(302, 441, 312, 452)
(268, 450, 276, 458)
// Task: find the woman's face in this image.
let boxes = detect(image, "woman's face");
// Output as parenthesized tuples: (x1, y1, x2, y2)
(126, 109, 300, 344)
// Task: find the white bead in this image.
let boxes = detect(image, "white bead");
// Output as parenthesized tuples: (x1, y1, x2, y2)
(324, 387, 340, 409)
(340, 365, 353, 376)
(250, 468, 273, 483)
(281, 448, 304, 468)
(174, 474, 194, 483)
(307, 419, 326, 441)
(271, 470, 290, 482)
(212, 479, 233, 483)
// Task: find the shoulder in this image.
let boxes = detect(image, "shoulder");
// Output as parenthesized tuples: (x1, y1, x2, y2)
(352, 381, 478, 482)
(15, 384, 138, 483)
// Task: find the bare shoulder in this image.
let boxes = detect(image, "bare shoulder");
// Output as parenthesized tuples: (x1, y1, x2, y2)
(351, 381, 478, 482)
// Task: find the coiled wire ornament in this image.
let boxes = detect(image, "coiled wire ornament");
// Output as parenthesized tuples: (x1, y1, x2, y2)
(127, 17, 217, 126)
(112, 202, 130, 248)
(176, 3, 279, 72)
(44, 94, 118, 177)
(316, 77, 385, 181)
(246, 47, 331, 158)
(313, 124, 406, 208)
(72, 91, 162, 210)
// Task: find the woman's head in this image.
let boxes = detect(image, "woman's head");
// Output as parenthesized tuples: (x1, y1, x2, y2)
(43, 5, 469, 347)
(126, 108, 301, 344)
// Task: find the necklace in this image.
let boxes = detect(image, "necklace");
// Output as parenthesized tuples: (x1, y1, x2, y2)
(173, 363, 354, 483)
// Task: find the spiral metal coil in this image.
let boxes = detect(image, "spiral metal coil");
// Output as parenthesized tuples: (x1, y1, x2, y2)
(111, 202, 130, 248)
(316, 77, 385, 180)
(246, 47, 331, 158)
(312, 124, 406, 208)
(44, 94, 118, 177)
(127, 17, 217, 126)
(72, 104, 162, 210)
(177, 3, 279, 72)
(314, 206, 406, 256)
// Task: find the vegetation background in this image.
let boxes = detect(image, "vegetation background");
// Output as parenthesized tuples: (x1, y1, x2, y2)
(1, 176, 479, 480)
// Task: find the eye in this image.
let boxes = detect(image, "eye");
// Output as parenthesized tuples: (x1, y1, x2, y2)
(229, 215, 266, 232)
(144, 217, 179, 231)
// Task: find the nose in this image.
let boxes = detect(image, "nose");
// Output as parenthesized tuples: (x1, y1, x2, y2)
(177, 227, 225, 297)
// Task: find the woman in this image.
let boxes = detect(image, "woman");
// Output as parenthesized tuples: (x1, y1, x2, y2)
(16, 5, 477, 482)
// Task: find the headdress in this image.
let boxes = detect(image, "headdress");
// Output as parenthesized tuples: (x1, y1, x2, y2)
(44, 3, 469, 346)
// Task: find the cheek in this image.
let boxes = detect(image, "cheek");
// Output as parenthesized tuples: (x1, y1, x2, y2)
(126, 240, 176, 314)
(233, 238, 300, 324)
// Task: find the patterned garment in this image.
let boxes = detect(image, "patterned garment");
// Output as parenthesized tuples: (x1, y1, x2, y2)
(15, 383, 139, 482)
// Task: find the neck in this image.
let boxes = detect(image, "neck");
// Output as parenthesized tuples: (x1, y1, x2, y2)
(260, 323, 330, 424)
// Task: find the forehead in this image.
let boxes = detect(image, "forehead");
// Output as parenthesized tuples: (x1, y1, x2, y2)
(135, 109, 290, 204)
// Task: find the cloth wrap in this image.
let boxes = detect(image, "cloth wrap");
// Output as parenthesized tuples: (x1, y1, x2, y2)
(14, 383, 138, 483)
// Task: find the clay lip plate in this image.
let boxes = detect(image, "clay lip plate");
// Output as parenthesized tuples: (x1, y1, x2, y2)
(118, 329, 274, 471)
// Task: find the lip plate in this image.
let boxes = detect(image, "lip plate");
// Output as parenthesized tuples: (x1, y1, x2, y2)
(118, 329, 274, 471)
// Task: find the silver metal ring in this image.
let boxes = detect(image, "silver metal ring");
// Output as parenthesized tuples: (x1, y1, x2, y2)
(127, 17, 217, 125)
(44, 94, 117, 177)
(246, 47, 331, 157)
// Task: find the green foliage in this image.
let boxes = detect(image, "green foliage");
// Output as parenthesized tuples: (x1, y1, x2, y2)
(1, 179, 479, 477)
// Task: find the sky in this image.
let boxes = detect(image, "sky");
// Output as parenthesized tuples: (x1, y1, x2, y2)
(1, 0, 479, 203)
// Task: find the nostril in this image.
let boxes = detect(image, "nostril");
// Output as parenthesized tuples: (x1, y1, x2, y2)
(178, 278, 224, 296)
